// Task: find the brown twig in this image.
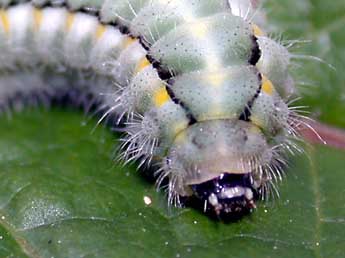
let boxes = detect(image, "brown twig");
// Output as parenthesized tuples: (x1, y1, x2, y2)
(299, 120, 345, 150)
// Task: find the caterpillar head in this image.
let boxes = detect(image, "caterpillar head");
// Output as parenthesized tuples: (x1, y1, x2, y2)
(164, 119, 274, 218)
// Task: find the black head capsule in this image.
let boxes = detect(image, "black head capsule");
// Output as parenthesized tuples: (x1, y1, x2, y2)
(190, 173, 258, 221)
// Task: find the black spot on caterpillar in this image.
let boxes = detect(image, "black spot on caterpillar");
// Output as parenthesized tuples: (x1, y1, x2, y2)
(249, 35, 261, 66)
(0, 0, 308, 220)
(239, 72, 262, 122)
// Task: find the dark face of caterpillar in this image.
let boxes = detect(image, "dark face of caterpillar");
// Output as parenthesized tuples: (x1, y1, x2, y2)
(191, 173, 258, 221)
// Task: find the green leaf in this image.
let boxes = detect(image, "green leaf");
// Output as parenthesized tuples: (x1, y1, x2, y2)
(0, 0, 345, 257)
(0, 109, 345, 258)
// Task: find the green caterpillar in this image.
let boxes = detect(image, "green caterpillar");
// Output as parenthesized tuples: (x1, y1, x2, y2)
(0, 0, 303, 220)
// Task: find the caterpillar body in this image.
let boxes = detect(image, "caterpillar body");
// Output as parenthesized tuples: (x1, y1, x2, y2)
(0, 0, 302, 220)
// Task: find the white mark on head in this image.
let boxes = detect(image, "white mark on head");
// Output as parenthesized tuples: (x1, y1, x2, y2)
(208, 193, 218, 206)
(220, 186, 245, 199)
(245, 188, 253, 200)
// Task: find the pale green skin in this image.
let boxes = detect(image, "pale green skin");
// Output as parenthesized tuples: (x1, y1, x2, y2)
(172, 66, 260, 121)
(130, 0, 229, 45)
(0, 0, 295, 198)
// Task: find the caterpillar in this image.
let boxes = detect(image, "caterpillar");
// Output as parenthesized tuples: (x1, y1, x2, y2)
(0, 0, 305, 220)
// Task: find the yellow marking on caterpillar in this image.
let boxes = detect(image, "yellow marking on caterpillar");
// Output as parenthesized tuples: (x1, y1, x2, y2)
(252, 24, 264, 37)
(250, 115, 264, 129)
(33, 8, 43, 30)
(172, 121, 189, 140)
(262, 75, 274, 95)
(66, 12, 75, 31)
(0, 10, 9, 34)
(249, 123, 262, 134)
(154, 87, 170, 107)
(190, 22, 208, 39)
(123, 36, 136, 48)
(96, 24, 106, 39)
(135, 57, 151, 74)
(206, 72, 226, 87)
(174, 129, 188, 145)
(198, 112, 229, 122)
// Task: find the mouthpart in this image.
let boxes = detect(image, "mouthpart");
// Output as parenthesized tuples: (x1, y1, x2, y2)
(190, 173, 258, 220)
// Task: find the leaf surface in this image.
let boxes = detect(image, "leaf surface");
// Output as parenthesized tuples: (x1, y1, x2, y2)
(1, 0, 345, 257)
(0, 109, 344, 258)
